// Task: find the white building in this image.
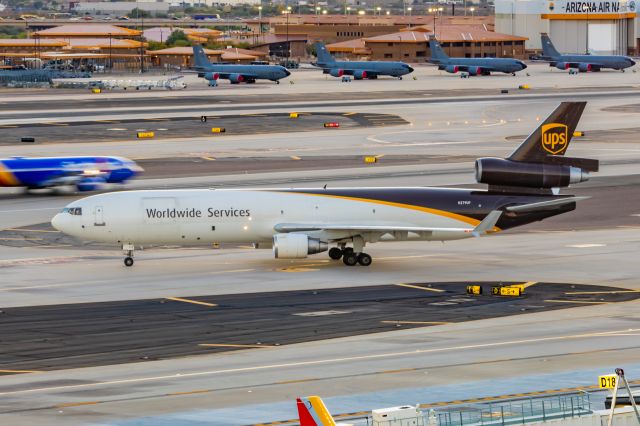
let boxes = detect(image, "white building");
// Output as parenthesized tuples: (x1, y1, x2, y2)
(74, 2, 170, 16)
(495, 0, 637, 54)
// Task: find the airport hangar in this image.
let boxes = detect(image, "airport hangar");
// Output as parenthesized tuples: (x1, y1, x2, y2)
(495, 0, 637, 54)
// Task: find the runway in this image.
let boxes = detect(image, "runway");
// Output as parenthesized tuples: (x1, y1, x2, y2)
(0, 72, 639, 425)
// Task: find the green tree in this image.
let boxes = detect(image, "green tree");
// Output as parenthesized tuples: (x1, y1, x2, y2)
(166, 29, 189, 46)
(128, 7, 151, 19)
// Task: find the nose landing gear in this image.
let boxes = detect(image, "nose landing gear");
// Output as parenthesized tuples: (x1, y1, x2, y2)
(123, 243, 135, 267)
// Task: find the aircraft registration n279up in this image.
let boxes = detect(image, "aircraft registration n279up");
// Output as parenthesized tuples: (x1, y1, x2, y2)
(0, 156, 142, 192)
(52, 102, 597, 267)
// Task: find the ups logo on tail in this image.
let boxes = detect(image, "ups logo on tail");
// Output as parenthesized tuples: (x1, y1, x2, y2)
(541, 123, 568, 154)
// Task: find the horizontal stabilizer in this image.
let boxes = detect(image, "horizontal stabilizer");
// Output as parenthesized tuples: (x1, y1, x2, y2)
(506, 196, 589, 213)
(544, 156, 599, 172)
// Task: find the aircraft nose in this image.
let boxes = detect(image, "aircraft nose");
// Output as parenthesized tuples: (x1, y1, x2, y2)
(630, 58, 636, 66)
(284, 68, 291, 77)
(51, 213, 66, 232)
(407, 65, 414, 73)
(520, 62, 528, 69)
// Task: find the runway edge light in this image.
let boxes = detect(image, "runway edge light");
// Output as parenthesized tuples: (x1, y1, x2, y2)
(137, 131, 155, 139)
(324, 122, 340, 128)
(466, 285, 482, 295)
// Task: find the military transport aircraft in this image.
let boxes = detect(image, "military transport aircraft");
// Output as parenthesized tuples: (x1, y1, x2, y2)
(52, 102, 597, 267)
(429, 38, 527, 76)
(0, 156, 142, 192)
(192, 45, 290, 85)
(540, 33, 635, 72)
(313, 42, 414, 80)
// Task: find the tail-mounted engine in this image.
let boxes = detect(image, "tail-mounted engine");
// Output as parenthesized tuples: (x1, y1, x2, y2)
(475, 157, 593, 191)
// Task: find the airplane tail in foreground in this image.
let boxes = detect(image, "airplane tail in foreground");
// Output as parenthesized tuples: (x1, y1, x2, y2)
(192, 45, 212, 69)
(297, 396, 337, 426)
(508, 101, 587, 162)
(541, 33, 561, 59)
(314, 42, 336, 66)
(428, 38, 450, 61)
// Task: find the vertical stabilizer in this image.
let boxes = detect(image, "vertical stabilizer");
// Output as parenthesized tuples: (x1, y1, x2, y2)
(314, 42, 336, 66)
(192, 45, 211, 69)
(508, 101, 586, 162)
(541, 33, 561, 58)
(429, 38, 450, 61)
(297, 396, 338, 426)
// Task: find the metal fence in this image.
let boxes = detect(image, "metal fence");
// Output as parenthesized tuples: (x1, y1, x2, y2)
(435, 393, 592, 426)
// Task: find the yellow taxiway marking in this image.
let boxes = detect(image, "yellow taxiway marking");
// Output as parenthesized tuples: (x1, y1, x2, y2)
(56, 401, 100, 408)
(201, 156, 216, 161)
(0, 369, 41, 374)
(375, 154, 386, 159)
(381, 320, 451, 325)
(144, 118, 169, 121)
(165, 297, 217, 307)
(565, 290, 640, 295)
(94, 120, 118, 123)
(343, 112, 357, 116)
(243, 114, 267, 117)
(5, 328, 639, 397)
(521, 281, 538, 289)
(198, 343, 273, 348)
(4, 228, 61, 233)
(395, 283, 445, 293)
(545, 299, 610, 304)
(44, 122, 68, 126)
(166, 389, 210, 396)
(277, 267, 319, 273)
(290, 155, 301, 160)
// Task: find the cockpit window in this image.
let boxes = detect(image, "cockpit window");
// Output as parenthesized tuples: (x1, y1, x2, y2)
(62, 207, 82, 215)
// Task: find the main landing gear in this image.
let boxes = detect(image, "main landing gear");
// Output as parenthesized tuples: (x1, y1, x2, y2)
(328, 246, 373, 267)
(123, 243, 135, 267)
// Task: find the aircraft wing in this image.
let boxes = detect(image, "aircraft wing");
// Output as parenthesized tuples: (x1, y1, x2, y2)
(216, 72, 259, 80)
(454, 64, 497, 72)
(274, 210, 502, 237)
(505, 197, 589, 213)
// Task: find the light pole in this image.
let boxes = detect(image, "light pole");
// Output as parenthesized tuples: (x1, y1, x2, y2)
(469, 6, 475, 18)
(108, 32, 112, 71)
(376, 6, 381, 15)
(407, 7, 412, 16)
(282, 7, 292, 63)
(315, 6, 321, 25)
(346, 6, 351, 15)
(258, 6, 262, 34)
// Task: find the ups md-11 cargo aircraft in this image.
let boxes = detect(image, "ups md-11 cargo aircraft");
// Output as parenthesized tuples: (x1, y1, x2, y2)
(52, 102, 597, 267)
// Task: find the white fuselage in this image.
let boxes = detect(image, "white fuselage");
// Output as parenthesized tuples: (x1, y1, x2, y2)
(51, 188, 481, 247)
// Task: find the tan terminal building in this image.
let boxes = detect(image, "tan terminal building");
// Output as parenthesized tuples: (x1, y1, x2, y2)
(327, 25, 528, 62)
(495, 0, 637, 54)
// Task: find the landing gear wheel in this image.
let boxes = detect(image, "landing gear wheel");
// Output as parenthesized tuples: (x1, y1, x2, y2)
(276, 80, 280, 84)
(342, 252, 358, 266)
(124, 256, 134, 267)
(328, 247, 343, 260)
(399, 76, 403, 80)
(357, 253, 372, 266)
(343, 247, 354, 256)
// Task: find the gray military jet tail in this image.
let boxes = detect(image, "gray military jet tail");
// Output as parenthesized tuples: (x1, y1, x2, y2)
(313, 42, 413, 80)
(192, 45, 290, 85)
(428, 38, 527, 76)
(540, 33, 635, 72)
